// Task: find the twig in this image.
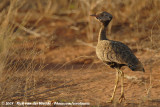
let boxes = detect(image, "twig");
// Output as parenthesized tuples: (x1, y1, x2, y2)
(76, 39, 96, 48)
(13, 22, 41, 37)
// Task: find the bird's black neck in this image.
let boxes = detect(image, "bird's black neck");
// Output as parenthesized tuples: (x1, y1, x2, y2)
(98, 21, 110, 42)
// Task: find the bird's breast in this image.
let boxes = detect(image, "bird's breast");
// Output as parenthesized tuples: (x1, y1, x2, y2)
(96, 41, 110, 61)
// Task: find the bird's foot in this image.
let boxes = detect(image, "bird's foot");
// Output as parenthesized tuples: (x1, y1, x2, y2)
(107, 97, 114, 103)
(119, 93, 125, 103)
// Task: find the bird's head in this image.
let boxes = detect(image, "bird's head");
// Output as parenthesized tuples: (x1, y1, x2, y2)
(90, 11, 112, 26)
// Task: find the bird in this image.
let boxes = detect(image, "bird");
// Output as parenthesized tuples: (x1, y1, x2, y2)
(90, 11, 145, 103)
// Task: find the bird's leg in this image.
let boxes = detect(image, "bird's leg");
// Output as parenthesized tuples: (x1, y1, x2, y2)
(118, 69, 125, 103)
(108, 68, 119, 103)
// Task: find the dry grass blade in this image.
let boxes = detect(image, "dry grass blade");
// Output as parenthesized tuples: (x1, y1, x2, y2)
(13, 22, 41, 37)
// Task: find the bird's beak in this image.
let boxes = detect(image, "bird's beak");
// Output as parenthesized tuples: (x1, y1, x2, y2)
(90, 14, 97, 17)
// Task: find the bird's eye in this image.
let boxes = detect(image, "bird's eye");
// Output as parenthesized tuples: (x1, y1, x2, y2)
(103, 14, 107, 16)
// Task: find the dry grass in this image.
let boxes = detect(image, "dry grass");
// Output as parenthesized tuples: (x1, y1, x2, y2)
(0, 0, 160, 106)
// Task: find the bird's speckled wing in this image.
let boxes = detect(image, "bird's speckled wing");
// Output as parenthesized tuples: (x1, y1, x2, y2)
(107, 41, 140, 65)
(96, 40, 140, 66)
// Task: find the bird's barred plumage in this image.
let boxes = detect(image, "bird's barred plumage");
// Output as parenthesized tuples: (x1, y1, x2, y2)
(96, 40, 144, 71)
(94, 11, 145, 72)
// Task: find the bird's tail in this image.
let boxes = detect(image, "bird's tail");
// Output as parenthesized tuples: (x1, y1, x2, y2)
(142, 68, 145, 72)
(129, 62, 145, 72)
